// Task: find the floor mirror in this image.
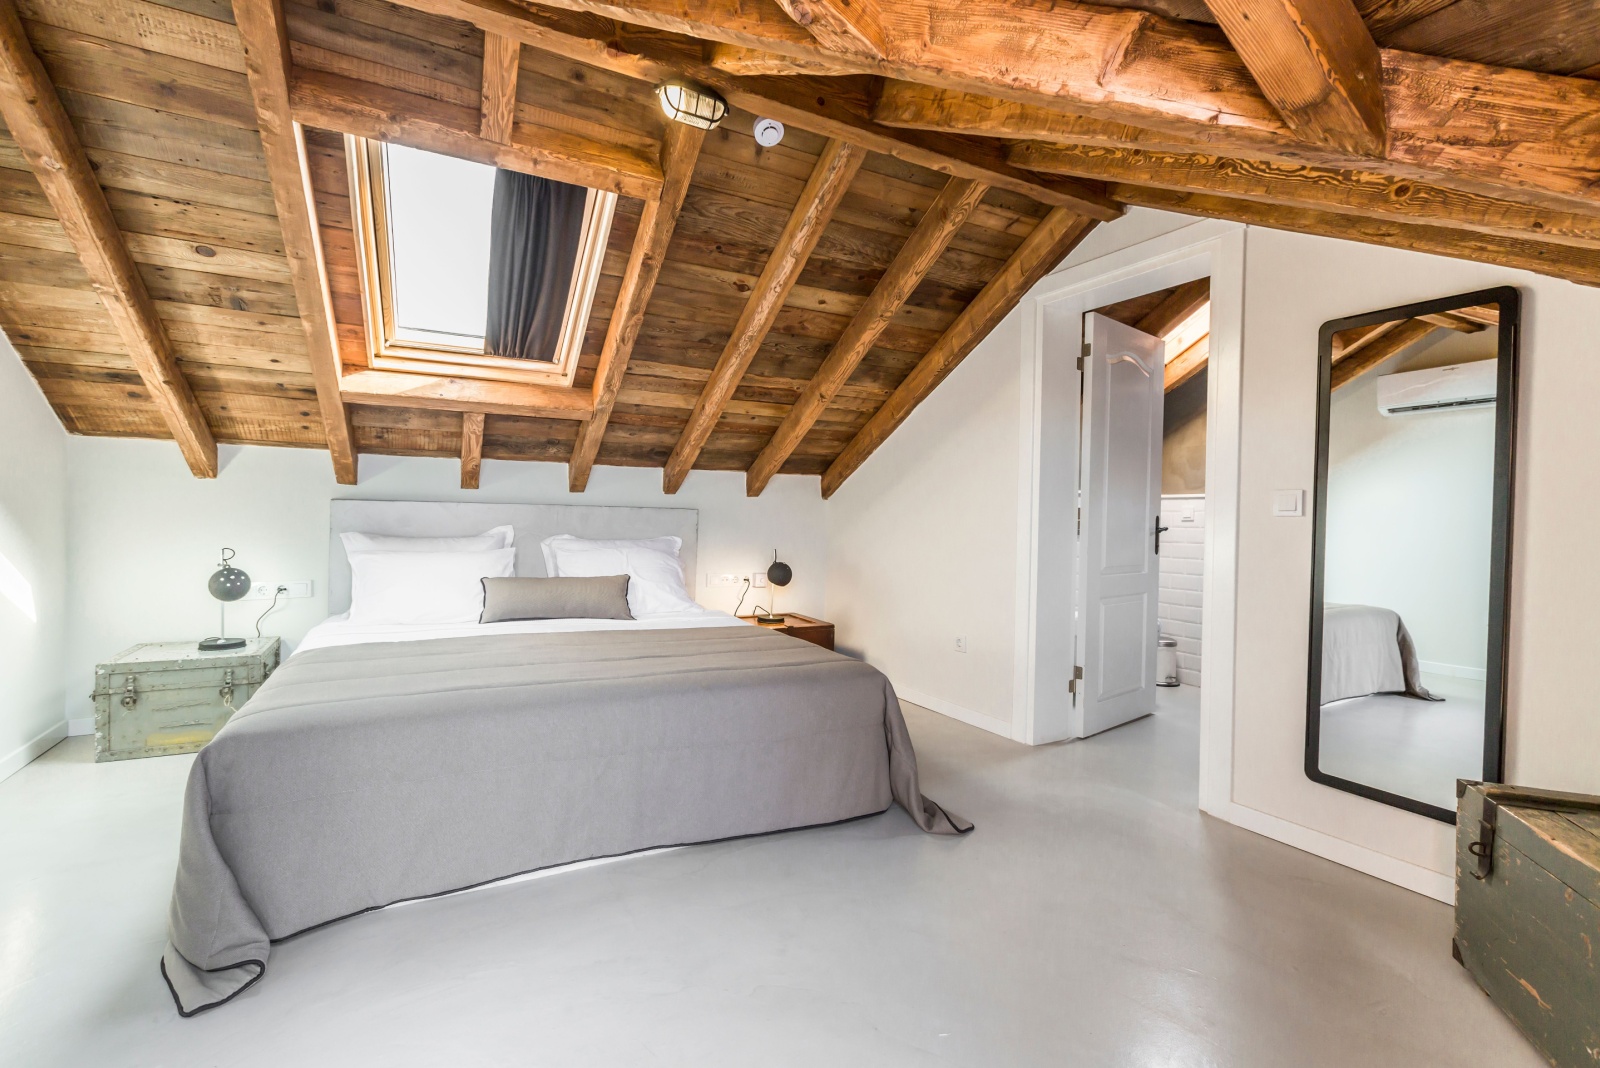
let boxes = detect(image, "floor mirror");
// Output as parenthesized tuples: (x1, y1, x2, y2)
(1306, 286, 1519, 822)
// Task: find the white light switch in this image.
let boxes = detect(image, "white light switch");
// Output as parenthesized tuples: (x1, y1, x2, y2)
(1272, 489, 1305, 517)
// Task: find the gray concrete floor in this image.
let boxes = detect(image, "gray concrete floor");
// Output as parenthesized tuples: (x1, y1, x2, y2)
(0, 686, 1540, 1067)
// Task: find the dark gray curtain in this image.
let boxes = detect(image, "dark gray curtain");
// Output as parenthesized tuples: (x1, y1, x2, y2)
(485, 170, 587, 361)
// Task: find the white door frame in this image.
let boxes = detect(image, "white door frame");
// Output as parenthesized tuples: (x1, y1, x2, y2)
(1011, 219, 1245, 814)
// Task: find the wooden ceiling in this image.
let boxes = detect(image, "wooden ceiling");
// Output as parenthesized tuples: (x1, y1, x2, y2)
(0, 0, 1592, 496)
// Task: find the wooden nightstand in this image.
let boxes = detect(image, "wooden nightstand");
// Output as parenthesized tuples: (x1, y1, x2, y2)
(739, 612, 835, 651)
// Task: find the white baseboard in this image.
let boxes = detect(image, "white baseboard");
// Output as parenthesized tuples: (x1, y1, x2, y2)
(67, 716, 93, 736)
(1206, 800, 1454, 904)
(898, 687, 1014, 740)
(0, 720, 68, 784)
(1418, 661, 1487, 682)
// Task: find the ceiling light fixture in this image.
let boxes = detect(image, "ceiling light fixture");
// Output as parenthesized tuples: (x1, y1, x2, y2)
(656, 80, 728, 130)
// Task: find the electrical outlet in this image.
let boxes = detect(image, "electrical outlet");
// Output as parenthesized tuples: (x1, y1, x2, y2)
(955, 636, 967, 653)
(708, 573, 744, 588)
(245, 580, 313, 600)
(751, 572, 768, 588)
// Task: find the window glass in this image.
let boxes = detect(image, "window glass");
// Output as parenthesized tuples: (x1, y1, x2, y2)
(383, 143, 495, 347)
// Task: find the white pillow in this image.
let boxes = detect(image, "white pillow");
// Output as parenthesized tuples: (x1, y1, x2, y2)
(340, 525, 514, 555)
(346, 547, 515, 625)
(541, 535, 699, 618)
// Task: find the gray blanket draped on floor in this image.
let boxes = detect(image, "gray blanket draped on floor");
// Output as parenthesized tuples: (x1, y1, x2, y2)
(161, 626, 969, 1015)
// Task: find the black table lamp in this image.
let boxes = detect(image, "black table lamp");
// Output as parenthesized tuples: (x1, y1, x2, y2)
(200, 548, 250, 652)
(755, 550, 792, 625)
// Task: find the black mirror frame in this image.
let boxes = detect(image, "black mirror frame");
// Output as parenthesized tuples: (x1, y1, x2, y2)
(1305, 286, 1520, 824)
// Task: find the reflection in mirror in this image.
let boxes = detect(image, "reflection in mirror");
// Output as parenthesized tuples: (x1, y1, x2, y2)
(1308, 290, 1517, 822)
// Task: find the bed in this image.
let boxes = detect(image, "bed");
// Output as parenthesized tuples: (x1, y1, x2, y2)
(1320, 603, 1438, 704)
(161, 501, 967, 1016)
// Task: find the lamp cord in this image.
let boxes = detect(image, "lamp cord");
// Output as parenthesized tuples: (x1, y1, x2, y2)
(253, 586, 285, 638)
(733, 576, 751, 616)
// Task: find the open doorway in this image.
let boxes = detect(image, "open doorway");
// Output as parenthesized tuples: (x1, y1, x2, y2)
(1088, 279, 1209, 725)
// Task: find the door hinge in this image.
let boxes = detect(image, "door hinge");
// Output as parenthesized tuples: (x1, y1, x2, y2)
(1067, 664, 1084, 694)
(1077, 341, 1090, 372)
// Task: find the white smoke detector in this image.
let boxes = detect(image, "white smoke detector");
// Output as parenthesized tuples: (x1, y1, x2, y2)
(753, 118, 785, 147)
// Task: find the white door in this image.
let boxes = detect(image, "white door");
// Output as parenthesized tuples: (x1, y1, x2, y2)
(1076, 312, 1166, 736)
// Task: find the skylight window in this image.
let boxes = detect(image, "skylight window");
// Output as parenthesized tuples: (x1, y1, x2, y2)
(345, 137, 617, 386)
(1163, 301, 1210, 362)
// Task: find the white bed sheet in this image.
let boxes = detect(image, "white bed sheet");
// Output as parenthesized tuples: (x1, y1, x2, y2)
(295, 606, 748, 654)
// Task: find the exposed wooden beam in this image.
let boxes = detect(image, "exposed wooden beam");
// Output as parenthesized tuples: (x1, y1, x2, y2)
(0, 0, 217, 478)
(664, 138, 867, 494)
(234, 0, 358, 484)
(746, 175, 990, 496)
(708, 42, 862, 77)
(1111, 185, 1600, 287)
(1010, 141, 1600, 252)
(822, 208, 1098, 499)
(774, 0, 886, 58)
(568, 121, 705, 492)
(1332, 318, 1402, 360)
(289, 68, 662, 201)
(1135, 278, 1210, 337)
(513, 0, 1600, 212)
(1164, 334, 1209, 392)
(339, 369, 594, 419)
(1416, 311, 1485, 333)
(381, 0, 1120, 219)
(1204, 0, 1387, 156)
(459, 411, 485, 489)
(1330, 317, 1439, 388)
(478, 31, 520, 144)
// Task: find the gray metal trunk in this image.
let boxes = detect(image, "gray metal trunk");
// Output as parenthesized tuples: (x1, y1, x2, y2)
(92, 639, 280, 761)
(1455, 781, 1600, 1067)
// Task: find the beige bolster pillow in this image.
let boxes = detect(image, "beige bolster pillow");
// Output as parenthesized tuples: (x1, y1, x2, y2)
(479, 575, 633, 623)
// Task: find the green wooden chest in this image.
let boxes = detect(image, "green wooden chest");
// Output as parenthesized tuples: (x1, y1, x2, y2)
(92, 639, 280, 761)
(1455, 782, 1600, 1067)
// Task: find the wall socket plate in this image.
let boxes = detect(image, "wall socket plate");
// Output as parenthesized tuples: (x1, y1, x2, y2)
(955, 635, 967, 653)
(245, 580, 313, 600)
(751, 572, 768, 588)
(708, 573, 745, 588)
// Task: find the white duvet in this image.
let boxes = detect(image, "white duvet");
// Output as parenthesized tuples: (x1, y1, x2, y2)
(295, 606, 748, 654)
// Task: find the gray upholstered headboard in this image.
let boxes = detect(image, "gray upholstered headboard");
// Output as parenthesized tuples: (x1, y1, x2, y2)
(327, 500, 699, 615)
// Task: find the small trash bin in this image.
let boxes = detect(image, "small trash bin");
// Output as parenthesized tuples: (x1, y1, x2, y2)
(1156, 637, 1179, 687)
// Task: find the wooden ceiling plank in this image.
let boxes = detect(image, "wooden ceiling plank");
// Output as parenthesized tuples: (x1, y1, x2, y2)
(478, 30, 519, 143)
(233, 0, 359, 483)
(288, 67, 661, 200)
(1354, 0, 1458, 36)
(773, 0, 886, 58)
(459, 410, 484, 488)
(746, 174, 990, 496)
(568, 121, 705, 492)
(707, 41, 862, 77)
(378, 0, 1120, 219)
(1009, 141, 1600, 252)
(1203, 0, 1387, 156)
(663, 137, 867, 494)
(0, 0, 218, 477)
(1164, 333, 1209, 391)
(1330, 316, 1438, 387)
(1135, 277, 1210, 336)
(1111, 184, 1600, 286)
(821, 207, 1098, 499)
(339, 368, 595, 419)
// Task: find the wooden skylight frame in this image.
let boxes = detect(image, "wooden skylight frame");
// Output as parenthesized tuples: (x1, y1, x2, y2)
(343, 135, 616, 388)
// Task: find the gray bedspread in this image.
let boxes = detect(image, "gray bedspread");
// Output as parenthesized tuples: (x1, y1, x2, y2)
(161, 626, 968, 1015)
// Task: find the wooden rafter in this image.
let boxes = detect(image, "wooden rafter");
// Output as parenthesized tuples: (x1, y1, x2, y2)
(1135, 278, 1210, 337)
(1112, 185, 1600, 287)
(515, 0, 1600, 212)
(568, 121, 705, 492)
(0, 0, 217, 477)
(822, 207, 1098, 498)
(460, 411, 485, 489)
(1165, 335, 1209, 392)
(1330, 317, 1439, 388)
(234, 0, 358, 484)
(708, 42, 862, 77)
(746, 175, 990, 497)
(1009, 141, 1600, 252)
(663, 138, 867, 494)
(339, 369, 594, 419)
(774, 0, 886, 57)
(478, 31, 520, 144)
(1204, 0, 1387, 156)
(379, 0, 1120, 219)
(289, 68, 662, 201)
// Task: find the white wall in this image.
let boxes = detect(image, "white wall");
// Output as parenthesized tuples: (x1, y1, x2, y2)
(1324, 333, 1497, 675)
(1158, 495, 1205, 687)
(0, 337, 68, 781)
(62, 440, 827, 733)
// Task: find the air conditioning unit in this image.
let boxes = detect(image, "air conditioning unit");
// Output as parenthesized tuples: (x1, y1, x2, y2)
(1376, 360, 1497, 415)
